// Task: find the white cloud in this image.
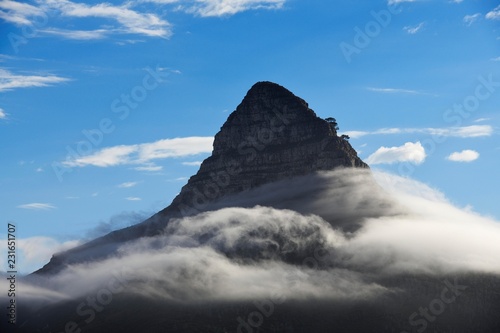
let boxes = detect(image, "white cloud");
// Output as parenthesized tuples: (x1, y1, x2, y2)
(63, 137, 214, 168)
(0, 0, 172, 39)
(40, 28, 109, 40)
(0, 0, 286, 41)
(134, 164, 163, 172)
(182, 161, 202, 166)
(344, 125, 493, 139)
(490, 57, 500, 62)
(126, 197, 142, 201)
(445, 125, 493, 137)
(0, 69, 70, 92)
(181, 0, 286, 17)
(403, 22, 425, 34)
(388, 0, 417, 4)
(139, 0, 179, 3)
(0, 108, 7, 119)
(486, 5, 500, 20)
(0, 0, 45, 26)
(65, 145, 137, 167)
(366, 87, 428, 95)
(17, 203, 56, 210)
(118, 181, 139, 188)
(136, 137, 213, 162)
(342, 130, 369, 139)
(447, 149, 479, 162)
(463, 13, 481, 26)
(43, 0, 172, 38)
(366, 141, 426, 165)
(473, 118, 490, 123)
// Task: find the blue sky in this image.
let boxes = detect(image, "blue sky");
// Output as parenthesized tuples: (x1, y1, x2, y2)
(0, 0, 499, 274)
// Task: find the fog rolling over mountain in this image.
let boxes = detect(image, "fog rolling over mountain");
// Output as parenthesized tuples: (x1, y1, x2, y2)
(3, 82, 500, 333)
(34, 81, 371, 275)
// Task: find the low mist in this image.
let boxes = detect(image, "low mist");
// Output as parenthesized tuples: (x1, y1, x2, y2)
(3, 169, 500, 309)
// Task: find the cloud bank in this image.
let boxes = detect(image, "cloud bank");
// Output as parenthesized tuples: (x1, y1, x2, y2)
(4, 169, 500, 311)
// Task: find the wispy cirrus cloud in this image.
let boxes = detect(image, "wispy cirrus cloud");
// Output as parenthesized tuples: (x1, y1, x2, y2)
(63, 137, 214, 168)
(0, 69, 70, 92)
(142, 0, 287, 17)
(0, 0, 44, 26)
(366, 141, 426, 165)
(134, 164, 163, 172)
(125, 197, 142, 201)
(463, 13, 481, 26)
(447, 150, 479, 162)
(366, 87, 434, 96)
(65, 145, 137, 168)
(474, 118, 491, 123)
(0, 0, 287, 41)
(0, 0, 172, 39)
(182, 161, 202, 166)
(344, 125, 493, 139)
(40, 28, 109, 40)
(180, 0, 286, 17)
(387, 0, 417, 4)
(118, 181, 139, 188)
(17, 203, 57, 210)
(42, 0, 172, 38)
(403, 22, 425, 34)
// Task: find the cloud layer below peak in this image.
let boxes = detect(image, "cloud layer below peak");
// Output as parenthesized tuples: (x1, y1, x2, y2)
(4, 169, 500, 307)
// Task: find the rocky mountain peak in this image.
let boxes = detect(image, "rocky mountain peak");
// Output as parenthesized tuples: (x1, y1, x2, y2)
(230, 81, 311, 118)
(169, 81, 368, 216)
(212, 81, 322, 155)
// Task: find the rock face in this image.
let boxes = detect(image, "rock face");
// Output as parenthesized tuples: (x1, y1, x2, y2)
(35, 81, 367, 275)
(166, 81, 367, 216)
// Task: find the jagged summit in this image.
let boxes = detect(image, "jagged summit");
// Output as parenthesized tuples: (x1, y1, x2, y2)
(35, 81, 368, 275)
(230, 81, 312, 118)
(169, 81, 367, 215)
(212, 81, 321, 156)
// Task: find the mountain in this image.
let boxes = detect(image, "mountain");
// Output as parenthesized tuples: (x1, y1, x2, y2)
(35, 81, 369, 275)
(11, 82, 500, 333)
